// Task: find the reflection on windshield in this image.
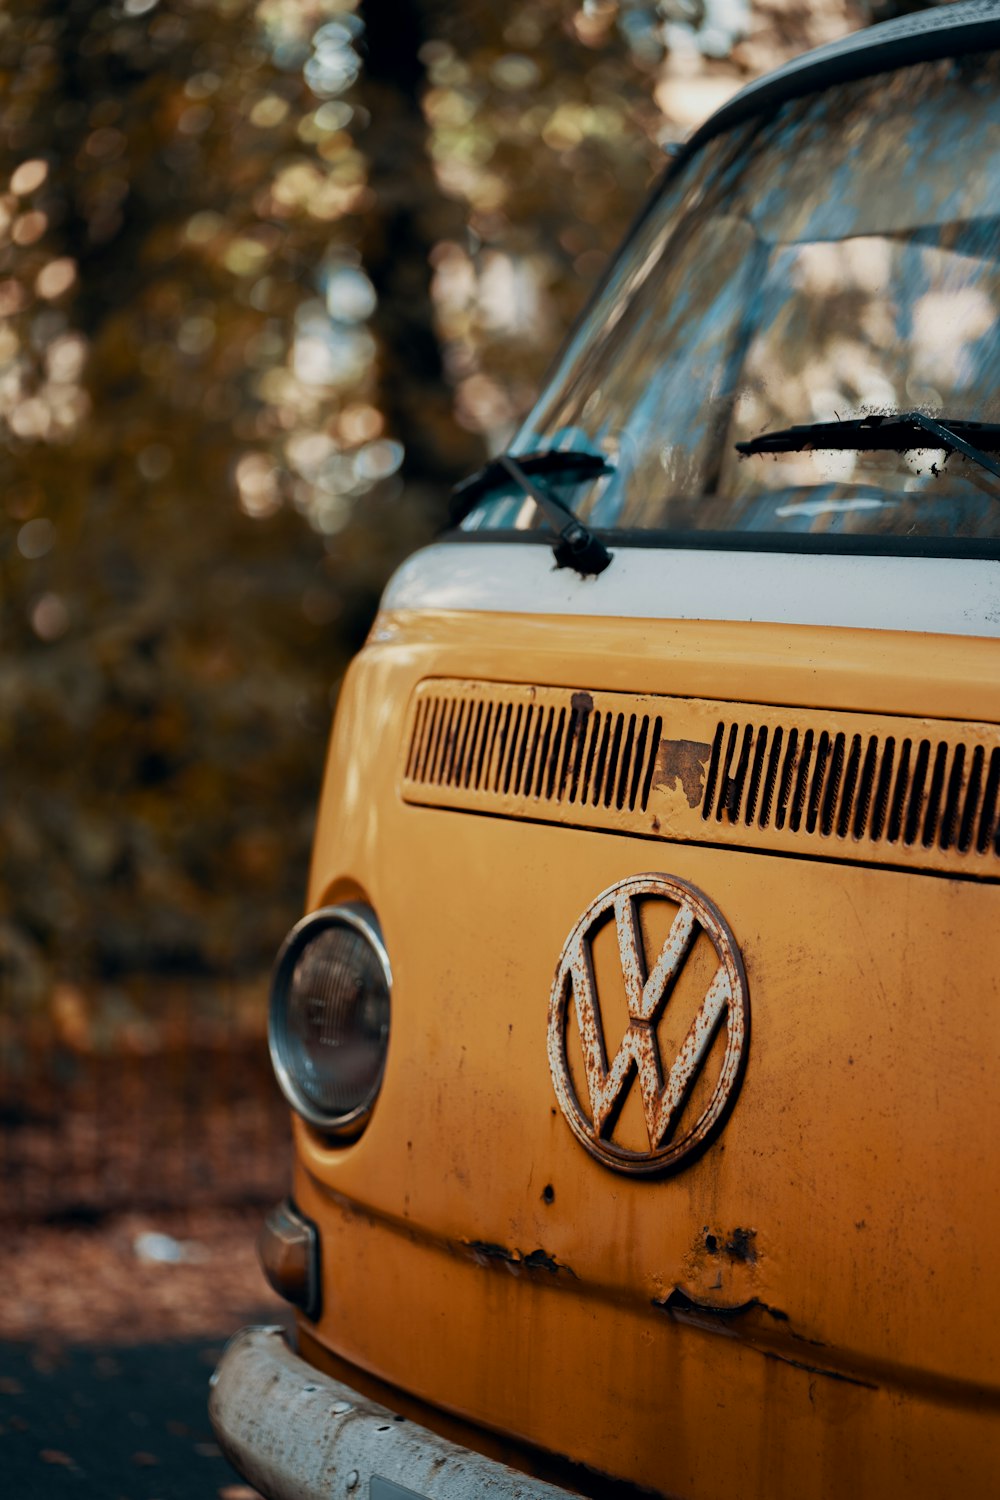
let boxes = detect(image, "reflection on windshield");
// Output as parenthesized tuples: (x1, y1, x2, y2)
(464, 53, 1000, 546)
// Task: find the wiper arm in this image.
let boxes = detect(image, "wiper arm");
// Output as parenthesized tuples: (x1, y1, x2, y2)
(736, 411, 1000, 483)
(451, 449, 613, 577)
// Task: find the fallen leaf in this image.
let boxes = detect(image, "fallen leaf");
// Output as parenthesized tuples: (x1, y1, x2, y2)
(0, 1377, 23, 1395)
(131, 1451, 159, 1466)
(40, 1450, 74, 1466)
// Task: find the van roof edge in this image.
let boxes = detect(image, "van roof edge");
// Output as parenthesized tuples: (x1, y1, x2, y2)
(681, 0, 1000, 163)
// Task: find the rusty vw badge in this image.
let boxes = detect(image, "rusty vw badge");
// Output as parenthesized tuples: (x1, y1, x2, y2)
(547, 874, 749, 1175)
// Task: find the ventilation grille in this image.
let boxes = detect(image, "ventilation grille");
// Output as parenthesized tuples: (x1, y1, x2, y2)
(405, 690, 663, 815)
(702, 723, 1000, 857)
(401, 679, 1000, 879)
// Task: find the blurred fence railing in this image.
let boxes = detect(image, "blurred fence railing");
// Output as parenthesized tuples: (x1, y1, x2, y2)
(0, 978, 291, 1224)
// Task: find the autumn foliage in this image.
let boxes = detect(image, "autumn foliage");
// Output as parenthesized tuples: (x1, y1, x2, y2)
(1, 0, 900, 1010)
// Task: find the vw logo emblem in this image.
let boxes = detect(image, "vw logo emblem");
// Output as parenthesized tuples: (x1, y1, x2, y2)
(547, 874, 750, 1175)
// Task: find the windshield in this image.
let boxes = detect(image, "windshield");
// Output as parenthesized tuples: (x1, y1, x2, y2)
(462, 53, 1000, 551)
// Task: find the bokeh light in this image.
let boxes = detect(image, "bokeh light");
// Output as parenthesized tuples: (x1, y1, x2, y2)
(0, 0, 874, 997)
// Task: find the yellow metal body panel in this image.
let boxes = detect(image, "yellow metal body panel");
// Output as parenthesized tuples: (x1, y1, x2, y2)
(296, 606, 1000, 1499)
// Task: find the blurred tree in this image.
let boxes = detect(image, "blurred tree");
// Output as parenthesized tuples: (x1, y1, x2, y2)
(0, 0, 942, 1008)
(358, 0, 483, 487)
(0, 0, 397, 995)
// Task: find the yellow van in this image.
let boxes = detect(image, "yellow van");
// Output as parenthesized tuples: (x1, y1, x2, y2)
(210, 5, 1000, 1497)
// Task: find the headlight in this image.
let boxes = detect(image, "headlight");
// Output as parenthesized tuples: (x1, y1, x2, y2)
(269, 903, 391, 1136)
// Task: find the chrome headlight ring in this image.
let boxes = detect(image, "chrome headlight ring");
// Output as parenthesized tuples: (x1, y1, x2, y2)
(268, 903, 392, 1138)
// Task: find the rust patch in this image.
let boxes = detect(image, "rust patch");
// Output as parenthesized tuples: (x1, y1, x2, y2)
(522, 1249, 563, 1274)
(570, 691, 594, 715)
(656, 739, 712, 808)
(654, 1290, 876, 1389)
(462, 1241, 575, 1277)
(725, 1227, 757, 1263)
(656, 1287, 781, 1322)
(704, 1226, 757, 1264)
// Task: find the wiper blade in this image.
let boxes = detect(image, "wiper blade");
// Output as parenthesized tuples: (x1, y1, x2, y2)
(451, 449, 613, 577)
(737, 411, 1000, 483)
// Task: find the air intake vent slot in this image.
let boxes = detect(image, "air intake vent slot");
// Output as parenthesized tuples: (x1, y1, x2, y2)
(402, 680, 1000, 880)
(702, 721, 1000, 857)
(407, 688, 662, 816)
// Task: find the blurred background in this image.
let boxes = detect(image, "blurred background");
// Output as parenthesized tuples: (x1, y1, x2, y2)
(0, 0, 940, 1490)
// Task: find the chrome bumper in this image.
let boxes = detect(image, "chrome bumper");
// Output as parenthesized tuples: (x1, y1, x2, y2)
(209, 1325, 576, 1500)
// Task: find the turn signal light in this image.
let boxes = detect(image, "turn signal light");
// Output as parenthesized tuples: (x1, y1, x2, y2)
(258, 1199, 320, 1320)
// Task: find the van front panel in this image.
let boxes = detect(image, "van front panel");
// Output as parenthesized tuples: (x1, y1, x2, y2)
(294, 603, 1000, 1499)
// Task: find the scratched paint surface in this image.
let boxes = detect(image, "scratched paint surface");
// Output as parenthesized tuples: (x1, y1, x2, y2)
(461, 53, 1000, 545)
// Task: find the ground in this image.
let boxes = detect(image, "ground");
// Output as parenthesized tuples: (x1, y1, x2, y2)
(0, 1206, 292, 1499)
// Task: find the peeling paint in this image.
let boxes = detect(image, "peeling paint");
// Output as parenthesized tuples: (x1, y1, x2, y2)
(462, 1241, 576, 1278)
(655, 1286, 782, 1323)
(656, 739, 712, 808)
(704, 1226, 758, 1264)
(653, 1290, 876, 1389)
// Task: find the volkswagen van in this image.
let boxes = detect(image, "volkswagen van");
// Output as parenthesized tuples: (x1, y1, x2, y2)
(210, 5, 1000, 1497)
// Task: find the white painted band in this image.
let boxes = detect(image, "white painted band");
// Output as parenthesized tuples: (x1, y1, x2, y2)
(381, 541, 1000, 639)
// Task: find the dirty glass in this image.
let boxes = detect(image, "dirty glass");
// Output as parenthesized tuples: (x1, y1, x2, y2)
(462, 54, 1000, 547)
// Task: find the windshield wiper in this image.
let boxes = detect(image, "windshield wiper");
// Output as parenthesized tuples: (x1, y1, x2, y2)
(736, 411, 1000, 483)
(450, 449, 613, 577)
